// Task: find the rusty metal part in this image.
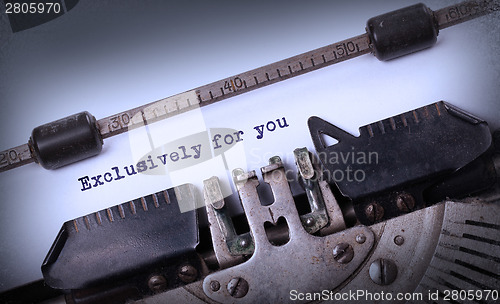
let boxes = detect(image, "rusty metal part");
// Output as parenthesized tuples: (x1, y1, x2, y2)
(332, 243, 354, 264)
(331, 199, 500, 303)
(318, 181, 347, 235)
(414, 200, 500, 303)
(355, 234, 366, 244)
(203, 177, 249, 268)
(369, 259, 398, 285)
(396, 192, 416, 212)
(365, 202, 384, 223)
(202, 158, 375, 303)
(294, 147, 315, 180)
(0, 143, 34, 172)
(209, 281, 220, 292)
(177, 265, 198, 283)
(204, 177, 225, 210)
(148, 275, 168, 293)
(393, 235, 405, 246)
(333, 202, 446, 302)
(434, 0, 500, 30)
(132, 198, 500, 303)
(226, 277, 249, 298)
(294, 148, 329, 234)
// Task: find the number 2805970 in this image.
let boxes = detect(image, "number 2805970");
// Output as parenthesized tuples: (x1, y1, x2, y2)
(5, 2, 61, 14)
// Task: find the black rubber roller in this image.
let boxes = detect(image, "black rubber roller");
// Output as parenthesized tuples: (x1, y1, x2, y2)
(29, 111, 103, 169)
(366, 3, 438, 61)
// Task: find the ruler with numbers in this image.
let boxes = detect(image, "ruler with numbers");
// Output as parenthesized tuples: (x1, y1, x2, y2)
(0, 0, 498, 172)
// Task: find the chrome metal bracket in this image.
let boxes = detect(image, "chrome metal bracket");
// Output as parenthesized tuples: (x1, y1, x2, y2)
(202, 157, 374, 303)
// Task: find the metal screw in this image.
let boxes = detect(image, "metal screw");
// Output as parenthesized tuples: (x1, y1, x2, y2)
(232, 168, 246, 183)
(178, 265, 198, 283)
(369, 259, 398, 285)
(394, 235, 404, 246)
(356, 234, 366, 244)
(211, 199, 225, 210)
(227, 277, 249, 298)
(269, 156, 282, 164)
(396, 193, 415, 212)
(332, 243, 354, 264)
(148, 275, 168, 293)
(210, 280, 221, 292)
(239, 238, 249, 248)
(304, 217, 316, 227)
(365, 202, 384, 222)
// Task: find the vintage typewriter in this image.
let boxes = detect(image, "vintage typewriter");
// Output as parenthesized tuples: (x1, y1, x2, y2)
(0, 1, 499, 303)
